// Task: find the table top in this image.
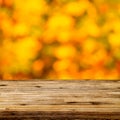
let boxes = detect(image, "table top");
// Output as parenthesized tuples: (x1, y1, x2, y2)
(0, 80, 120, 119)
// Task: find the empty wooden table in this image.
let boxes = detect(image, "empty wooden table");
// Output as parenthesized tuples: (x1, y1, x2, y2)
(0, 80, 120, 119)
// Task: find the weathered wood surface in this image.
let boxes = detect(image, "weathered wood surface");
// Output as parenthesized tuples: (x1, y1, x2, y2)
(0, 80, 120, 119)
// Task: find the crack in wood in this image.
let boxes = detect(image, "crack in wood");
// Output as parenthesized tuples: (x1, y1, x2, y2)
(0, 84, 7, 87)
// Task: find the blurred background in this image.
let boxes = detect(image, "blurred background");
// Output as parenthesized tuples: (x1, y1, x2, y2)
(0, 0, 120, 80)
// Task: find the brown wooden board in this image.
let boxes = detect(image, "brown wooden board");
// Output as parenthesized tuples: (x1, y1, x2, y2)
(0, 80, 120, 119)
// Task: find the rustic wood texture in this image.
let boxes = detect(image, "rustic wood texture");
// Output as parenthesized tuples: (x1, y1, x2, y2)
(0, 80, 120, 119)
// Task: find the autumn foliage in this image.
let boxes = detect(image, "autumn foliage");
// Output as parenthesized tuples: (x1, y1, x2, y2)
(0, 0, 120, 79)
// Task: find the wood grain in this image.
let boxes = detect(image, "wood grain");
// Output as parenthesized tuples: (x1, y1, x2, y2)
(0, 80, 120, 119)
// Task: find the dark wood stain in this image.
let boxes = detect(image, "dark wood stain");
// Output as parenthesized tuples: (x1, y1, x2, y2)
(0, 84, 7, 86)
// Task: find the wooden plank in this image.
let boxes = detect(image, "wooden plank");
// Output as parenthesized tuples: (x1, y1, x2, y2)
(0, 80, 119, 119)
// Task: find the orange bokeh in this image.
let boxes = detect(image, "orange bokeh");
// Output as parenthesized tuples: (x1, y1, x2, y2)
(0, 0, 120, 79)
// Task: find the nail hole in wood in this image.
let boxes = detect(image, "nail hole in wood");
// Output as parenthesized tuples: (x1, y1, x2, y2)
(35, 86, 41, 88)
(19, 104, 27, 106)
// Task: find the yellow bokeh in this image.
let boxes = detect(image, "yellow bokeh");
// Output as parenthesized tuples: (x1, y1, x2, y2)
(54, 45, 76, 59)
(0, 0, 120, 79)
(64, 0, 88, 16)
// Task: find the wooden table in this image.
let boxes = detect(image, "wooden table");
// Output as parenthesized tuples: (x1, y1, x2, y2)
(0, 80, 120, 119)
